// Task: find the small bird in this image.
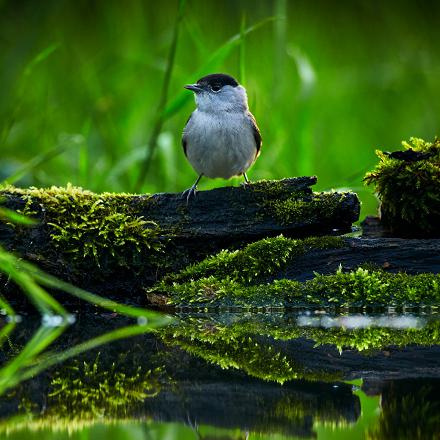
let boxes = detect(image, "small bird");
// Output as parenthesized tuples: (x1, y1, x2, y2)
(182, 73, 261, 201)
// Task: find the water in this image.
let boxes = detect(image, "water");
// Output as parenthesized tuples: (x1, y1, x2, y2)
(1, 311, 440, 439)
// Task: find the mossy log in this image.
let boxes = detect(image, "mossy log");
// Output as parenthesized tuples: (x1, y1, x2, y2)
(0, 178, 359, 288)
(2, 178, 440, 309)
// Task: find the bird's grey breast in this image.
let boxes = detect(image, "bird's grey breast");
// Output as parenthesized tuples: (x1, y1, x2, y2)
(183, 110, 257, 179)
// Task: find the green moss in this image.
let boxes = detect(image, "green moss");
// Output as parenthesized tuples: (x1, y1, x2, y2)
(268, 191, 353, 226)
(2, 184, 165, 269)
(152, 265, 440, 308)
(159, 317, 340, 383)
(364, 137, 440, 236)
(247, 178, 312, 198)
(246, 178, 356, 226)
(155, 235, 344, 288)
(47, 354, 165, 419)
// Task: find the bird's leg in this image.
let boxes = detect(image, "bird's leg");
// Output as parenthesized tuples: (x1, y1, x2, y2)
(241, 172, 251, 187)
(181, 174, 203, 204)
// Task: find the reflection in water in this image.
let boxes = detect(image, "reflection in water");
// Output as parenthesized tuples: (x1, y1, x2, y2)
(0, 312, 439, 438)
(297, 313, 426, 329)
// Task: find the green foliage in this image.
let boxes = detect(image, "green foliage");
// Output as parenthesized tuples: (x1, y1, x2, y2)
(48, 355, 164, 419)
(153, 264, 440, 308)
(2, 184, 165, 268)
(364, 137, 440, 236)
(156, 234, 343, 287)
(160, 317, 340, 383)
(159, 313, 440, 384)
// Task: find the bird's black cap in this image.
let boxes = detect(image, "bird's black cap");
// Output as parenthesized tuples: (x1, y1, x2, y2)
(196, 73, 239, 88)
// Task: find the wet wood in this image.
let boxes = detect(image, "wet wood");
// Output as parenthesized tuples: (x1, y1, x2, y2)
(280, 237, 440, 281)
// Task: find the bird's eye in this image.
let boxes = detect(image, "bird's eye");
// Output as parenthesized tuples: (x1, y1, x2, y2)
(210, 84, 221, 92)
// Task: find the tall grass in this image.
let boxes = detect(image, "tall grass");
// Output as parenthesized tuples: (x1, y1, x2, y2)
(134, 0, 186, 190)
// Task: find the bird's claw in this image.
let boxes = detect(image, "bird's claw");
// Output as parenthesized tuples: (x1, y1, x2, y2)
(181, 185, 197, 205)
(241, 173, 251, 188)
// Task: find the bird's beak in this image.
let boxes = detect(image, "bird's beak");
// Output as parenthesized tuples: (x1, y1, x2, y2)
(184, 84, 203, 93)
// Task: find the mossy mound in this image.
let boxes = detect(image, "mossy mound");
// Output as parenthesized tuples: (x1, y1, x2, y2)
(160, 268, 440, 308)
(1, 184, 165, 272)
(267, 191, 355, 226)
(364, 137, 440, 237)
(158, 234, 344, 286)
(148, 234, 440, 308)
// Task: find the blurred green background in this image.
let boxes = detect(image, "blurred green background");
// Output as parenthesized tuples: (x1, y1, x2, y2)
(1, 0, 439, 218)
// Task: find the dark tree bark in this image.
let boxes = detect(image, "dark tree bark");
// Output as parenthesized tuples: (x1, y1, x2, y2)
(280, 237, 440, 281)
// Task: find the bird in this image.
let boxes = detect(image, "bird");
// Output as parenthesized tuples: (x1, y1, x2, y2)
(181, 73, 261, 202)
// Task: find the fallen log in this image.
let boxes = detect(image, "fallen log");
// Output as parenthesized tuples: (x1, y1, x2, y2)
(0, 177, 359, 289)
(1, 178, 440, 310)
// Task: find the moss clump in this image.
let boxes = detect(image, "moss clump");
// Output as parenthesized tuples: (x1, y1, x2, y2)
(246, 178, 358, 227)
(152, 265, 440, 308)
(2, 184, 165, 269)
(267, 191, 354, 226)
(364, 137, 440, 236)
(48, 355, 165, 419)
(155, 235, 344, 288)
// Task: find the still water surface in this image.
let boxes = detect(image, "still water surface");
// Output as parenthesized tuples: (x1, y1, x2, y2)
(1, 311, 439, 439)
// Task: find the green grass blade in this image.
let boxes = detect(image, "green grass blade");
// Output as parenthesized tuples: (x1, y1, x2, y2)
(0, 325, 66, 394)
(134, 0, 186, 190)
(0, 293, 15, 317)
(0, 207, 37, 225)
(0, 322, 15, 351)
(23, 324, 165, 382)
(23, 43, 60, 78)
(18, 258, 171, 320)
(0, 43, 60, 148)
(0, 247, 67, 316)
(239, 13, 247, 84)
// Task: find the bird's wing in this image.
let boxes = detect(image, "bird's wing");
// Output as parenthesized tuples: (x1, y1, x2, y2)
(247, 111, 262, 158)
(182, 113, 193, 158)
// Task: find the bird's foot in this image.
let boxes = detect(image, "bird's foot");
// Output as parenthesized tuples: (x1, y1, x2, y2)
(181, 184, 198, 205)
(241, 173, 251, 188)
